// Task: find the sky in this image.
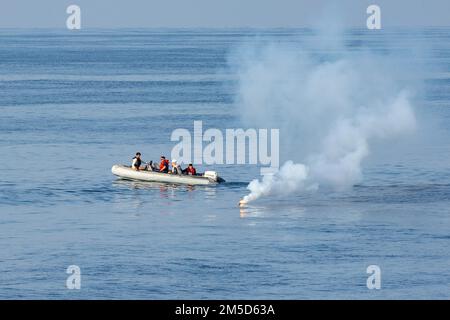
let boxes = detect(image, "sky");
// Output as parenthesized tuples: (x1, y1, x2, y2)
(0, 0, 449, 28)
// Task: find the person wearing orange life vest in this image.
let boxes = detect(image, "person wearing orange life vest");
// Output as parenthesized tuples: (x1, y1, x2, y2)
(159, 155, 169, 173)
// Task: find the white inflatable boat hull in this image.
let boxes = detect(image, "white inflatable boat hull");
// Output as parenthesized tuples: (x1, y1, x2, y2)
(111, 165, 221, 185)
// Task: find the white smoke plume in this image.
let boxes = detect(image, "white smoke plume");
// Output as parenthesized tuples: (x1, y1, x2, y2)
(235, 36, 417, 204)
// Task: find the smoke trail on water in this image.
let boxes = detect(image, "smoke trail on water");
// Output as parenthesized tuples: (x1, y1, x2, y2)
(235, 36, 417, 204)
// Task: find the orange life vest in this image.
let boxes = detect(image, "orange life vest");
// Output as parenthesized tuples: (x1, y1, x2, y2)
(160, 159, 169, 172)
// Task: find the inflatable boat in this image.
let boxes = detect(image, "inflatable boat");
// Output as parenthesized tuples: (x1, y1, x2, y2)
(111, 165, 224, 185)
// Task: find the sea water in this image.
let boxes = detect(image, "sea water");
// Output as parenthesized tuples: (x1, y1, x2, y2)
(0, 28, 449, 299)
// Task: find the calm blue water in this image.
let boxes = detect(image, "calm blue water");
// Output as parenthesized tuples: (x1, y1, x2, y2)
(0, 28, 449, 299)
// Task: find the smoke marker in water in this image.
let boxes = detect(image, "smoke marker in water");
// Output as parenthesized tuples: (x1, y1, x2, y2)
(235, 39, 417, 205)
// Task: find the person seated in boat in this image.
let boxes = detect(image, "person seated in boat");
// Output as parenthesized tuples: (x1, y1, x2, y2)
(183, 163, 197, 175)
(159, 156, 169, 173)
(171, 159, 182, 175)
(146, 160, 157, 171)
(131, 152, 146, 171)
